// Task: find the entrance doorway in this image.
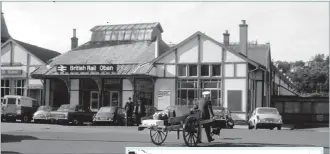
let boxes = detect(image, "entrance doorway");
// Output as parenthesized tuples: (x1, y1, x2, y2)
(109, 91, 120, 107)
(90, 91, 99, 112)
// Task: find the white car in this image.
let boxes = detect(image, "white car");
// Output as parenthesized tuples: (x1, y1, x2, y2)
(247, 107, 283, 130)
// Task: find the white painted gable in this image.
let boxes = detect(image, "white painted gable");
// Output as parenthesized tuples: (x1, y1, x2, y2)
(30, 55, 43, 65)
(177, 37, 198, 63)
(13, 43, 28, 65)
(225, 50, 245, 62)
(200, 36, 223, 63)
(1, 43, 11, 63)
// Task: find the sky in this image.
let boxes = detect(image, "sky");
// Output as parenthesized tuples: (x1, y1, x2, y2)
(127, 149, 324, 154)
(2, 2, 329, 62)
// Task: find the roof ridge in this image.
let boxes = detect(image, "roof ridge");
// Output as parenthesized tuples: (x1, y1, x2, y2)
(14, 39, 59, 53)
(94, 22, 159, 28)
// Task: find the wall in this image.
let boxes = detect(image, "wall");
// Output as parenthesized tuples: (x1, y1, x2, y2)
(154, 79, 176, 110)
(13, 43, 28, 65)
(70, 79, 79, 106)
(225, 50, 245, 62)
(224, 79, 246, 111)
(177, 37, 198, 63)
(122, 79, 134, 108)
(200, 37, 223, 62)
(165, 65, 176, 77)
(158, 52, 175, 63)
(1, 43, 11, 63)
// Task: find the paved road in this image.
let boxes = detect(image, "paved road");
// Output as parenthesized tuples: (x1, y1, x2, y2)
(1, 122, 329, 154)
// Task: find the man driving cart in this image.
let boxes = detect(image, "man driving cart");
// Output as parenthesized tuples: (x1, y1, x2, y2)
(196, 91, 215, 143)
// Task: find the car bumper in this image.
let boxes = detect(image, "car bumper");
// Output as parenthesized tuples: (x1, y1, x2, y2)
(257, 122, 282, 128)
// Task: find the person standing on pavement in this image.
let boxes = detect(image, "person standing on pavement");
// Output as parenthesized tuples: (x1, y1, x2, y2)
(134, 99, 146, 126)
(124, 97, 134, 126)
(198, 91, 215, 143)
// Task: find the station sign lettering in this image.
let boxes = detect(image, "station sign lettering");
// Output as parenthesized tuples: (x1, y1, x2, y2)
(56, 64, 117, 73)
(1, 70, 23, 75)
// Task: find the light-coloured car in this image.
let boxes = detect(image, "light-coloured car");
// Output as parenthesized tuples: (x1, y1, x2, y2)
(247, 107, 282, 130)
(33, 106, 54, 123)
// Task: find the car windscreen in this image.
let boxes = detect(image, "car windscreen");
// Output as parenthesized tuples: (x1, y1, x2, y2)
(7, 98, 17, 105)
(38, 106, 51, 111)
(99, 107, 116, 113)
(257, 108, 279, 114)
(57, 105, 75, 112)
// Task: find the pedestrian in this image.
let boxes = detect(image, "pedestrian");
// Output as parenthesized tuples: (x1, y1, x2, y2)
(124, 97, 134, 126)
(197, 91, 215, 143)
(134, 99, 146, 126)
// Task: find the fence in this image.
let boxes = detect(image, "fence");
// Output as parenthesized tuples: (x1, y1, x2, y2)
(271, 96, 329, 124)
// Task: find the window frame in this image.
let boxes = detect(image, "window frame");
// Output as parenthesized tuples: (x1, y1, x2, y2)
(200, 64, 210, 77)
(211, 64, 222, 77)
(177, 64, 187, 77)
(188, 64, 198, 77)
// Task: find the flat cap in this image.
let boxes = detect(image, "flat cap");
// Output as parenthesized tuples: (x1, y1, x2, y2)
(202, 91, 211, 95)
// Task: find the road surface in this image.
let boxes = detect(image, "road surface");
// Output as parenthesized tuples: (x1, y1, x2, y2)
(1, 122, 329, 154)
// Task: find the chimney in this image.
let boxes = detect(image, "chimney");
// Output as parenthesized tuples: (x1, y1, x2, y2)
(223, 30, 230, 46)
(71, 29, 78, 50)
(155, 36, 159, 58)
(239, 20, 248, 56)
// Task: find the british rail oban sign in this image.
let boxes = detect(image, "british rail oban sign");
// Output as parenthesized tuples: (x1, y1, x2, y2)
(56, 64, 117, 73)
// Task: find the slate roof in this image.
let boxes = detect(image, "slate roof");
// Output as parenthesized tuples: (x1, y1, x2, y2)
(31, 39, 169, 77)
(228, 43, 270, 69)
(1, 13, 11, 43)
(14, 39, 61, 63)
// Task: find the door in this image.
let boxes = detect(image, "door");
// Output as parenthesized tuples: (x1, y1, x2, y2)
(90, 91, 99, 112)
(4, 97, 18, 114)
(109, 91, 120, 107)
(227, 90, 242, 112)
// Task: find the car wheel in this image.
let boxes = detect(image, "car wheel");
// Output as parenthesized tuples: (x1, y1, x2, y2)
(248, 122, 253, 129)
(72, 119, 80, 126)
(277, 126, 281, 130)
(270, 127, 274, 130)
(34, 120, 40, 123)
(22, 115, 30, 123)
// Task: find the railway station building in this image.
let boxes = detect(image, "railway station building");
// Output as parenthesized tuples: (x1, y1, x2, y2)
(31, 20, 299, 120)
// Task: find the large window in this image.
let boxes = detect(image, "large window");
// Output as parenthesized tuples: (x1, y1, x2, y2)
(188, 65, 197, 76)
(1, 79, 10, 99)
(212, 64, 221, 76)
(178, 65, 187, 76)
(201, 79, 222, 106)
(177, 79, 198, 106)
(201, 65, 210, 76)
(15, 80, 25, 96)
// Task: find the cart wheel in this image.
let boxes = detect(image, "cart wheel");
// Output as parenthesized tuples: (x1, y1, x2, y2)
(149, 129, 168, 146)
(183, 117, 200, 147)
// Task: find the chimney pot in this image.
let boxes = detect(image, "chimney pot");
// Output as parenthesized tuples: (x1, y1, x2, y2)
(223, 30, 230, 46)
(73, 29, 76, 37)
(242, 20, 246, 24)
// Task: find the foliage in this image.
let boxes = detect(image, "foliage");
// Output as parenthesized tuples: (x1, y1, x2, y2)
(275, 54, 329, 95)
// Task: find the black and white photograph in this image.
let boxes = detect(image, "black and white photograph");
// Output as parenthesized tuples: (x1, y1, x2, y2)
(1, 1, 329, 154)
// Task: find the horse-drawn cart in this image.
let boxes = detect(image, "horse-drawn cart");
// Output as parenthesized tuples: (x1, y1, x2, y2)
(138, 106, 226, 147)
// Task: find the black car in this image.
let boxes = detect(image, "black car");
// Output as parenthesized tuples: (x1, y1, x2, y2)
(92, 106, 125, 126)
(213, 106, 235, 129)
(49, 104, 96, 125)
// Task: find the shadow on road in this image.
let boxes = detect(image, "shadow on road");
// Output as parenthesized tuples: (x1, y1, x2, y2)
(1, 151, 23, 154)
(36, 138, 156, 144)
(1, 134, 39, 143)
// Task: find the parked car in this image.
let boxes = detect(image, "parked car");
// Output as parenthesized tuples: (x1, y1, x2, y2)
(33, 106, 56, 123)
(1, 95, 39, 123)
(49, 104, 96, 125)
(247, 107, 283, 130)
(213, 106, 235, 129)
(92, 106, 125, 126)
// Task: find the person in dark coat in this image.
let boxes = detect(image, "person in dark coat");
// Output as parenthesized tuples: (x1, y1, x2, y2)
(124, 97, 134, 126)
(198, 91, 215, 143)
(135, 99, 146, 126)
